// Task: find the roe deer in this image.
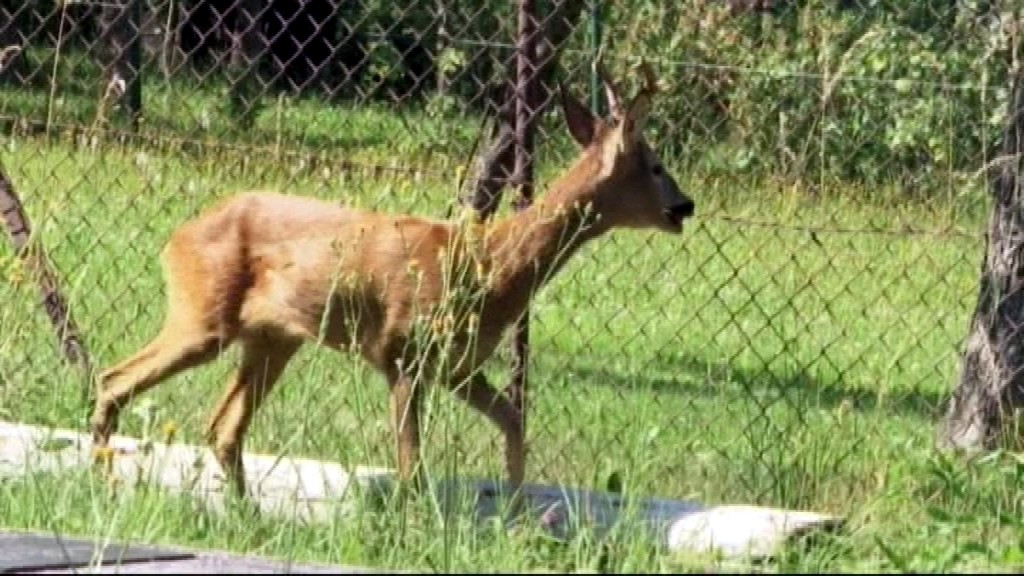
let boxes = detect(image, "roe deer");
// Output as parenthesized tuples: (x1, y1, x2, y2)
(88, 61, 695, 508)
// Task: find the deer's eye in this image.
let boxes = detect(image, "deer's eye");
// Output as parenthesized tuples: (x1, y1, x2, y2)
(651, 164, 664, 176)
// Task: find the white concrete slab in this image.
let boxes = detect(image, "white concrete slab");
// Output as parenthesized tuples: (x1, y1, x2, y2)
(0, 420, 844, 561)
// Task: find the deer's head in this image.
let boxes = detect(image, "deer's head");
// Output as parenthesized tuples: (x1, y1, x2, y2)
(558, 60, 695, 234)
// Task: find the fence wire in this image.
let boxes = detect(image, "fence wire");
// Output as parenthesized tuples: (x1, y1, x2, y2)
(0, 0, 1005, 526)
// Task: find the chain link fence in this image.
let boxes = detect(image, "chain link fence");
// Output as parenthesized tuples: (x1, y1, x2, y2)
(0, 0, 1008, 541)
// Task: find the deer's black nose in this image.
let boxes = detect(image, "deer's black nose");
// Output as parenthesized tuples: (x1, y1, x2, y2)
(670, 200, 695, 220)
(664, 200, 695, 229)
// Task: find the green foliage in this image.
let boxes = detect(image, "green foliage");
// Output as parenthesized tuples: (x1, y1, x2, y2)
(8, 0, 1014, 193)
(606, 0, 1011, 188)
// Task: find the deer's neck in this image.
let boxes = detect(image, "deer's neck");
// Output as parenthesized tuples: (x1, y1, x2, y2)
(482, 156, 608, 321)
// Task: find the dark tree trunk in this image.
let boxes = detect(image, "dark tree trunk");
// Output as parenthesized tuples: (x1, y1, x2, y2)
(227, 0, 267, 127)
(229, 0, 267, 79)
(461, 0, 587, 217)
(97, 1, 143, 129)
(939, 67, 1024, 452)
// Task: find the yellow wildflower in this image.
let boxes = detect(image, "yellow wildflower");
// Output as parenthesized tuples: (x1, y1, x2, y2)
(91, 445, 116, 475)
(162, 420, 178, 443)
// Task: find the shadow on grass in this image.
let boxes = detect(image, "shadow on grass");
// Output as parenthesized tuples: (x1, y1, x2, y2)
(538, 349, 949, 421)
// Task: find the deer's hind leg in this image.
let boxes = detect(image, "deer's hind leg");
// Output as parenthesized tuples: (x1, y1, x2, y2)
(449, 371, 525, 515)
(90, 241, 244, 451)
(205, 330, 301, 500)
(89, 317, 234, 450)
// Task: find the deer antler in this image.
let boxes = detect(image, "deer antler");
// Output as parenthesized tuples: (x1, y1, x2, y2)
(638, 59, 659, 96)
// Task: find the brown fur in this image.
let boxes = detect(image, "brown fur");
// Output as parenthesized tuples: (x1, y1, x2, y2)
(88, 63, 695, 507)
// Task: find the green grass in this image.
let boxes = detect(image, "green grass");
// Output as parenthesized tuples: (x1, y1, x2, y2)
(0, 69, 1021, 571)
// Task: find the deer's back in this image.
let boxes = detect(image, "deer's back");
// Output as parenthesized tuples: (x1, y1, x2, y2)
(163, 191, 459, 368)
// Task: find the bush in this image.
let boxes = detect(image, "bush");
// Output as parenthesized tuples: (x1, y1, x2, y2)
(605, 0, 1010, 189)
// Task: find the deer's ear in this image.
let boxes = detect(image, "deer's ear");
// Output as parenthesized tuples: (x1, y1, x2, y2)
(623, 61, 659, 141)
(622, 91, 652, 142)
(559, 80, 596, 148)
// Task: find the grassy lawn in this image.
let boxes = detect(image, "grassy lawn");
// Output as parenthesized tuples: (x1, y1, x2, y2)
(1, 73, 1020, 572)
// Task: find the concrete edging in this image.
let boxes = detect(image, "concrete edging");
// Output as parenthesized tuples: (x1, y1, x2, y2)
(0, 420, 845, 563)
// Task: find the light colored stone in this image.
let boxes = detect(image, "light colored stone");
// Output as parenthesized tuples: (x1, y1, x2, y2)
(0, 420, 844, 561)
(666, 504, 844, 558)
(0, 420, 391, 522)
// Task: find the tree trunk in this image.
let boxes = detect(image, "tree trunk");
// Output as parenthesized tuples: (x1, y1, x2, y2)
(939, 67, 1024, 452)
(227, 0, 267, 128)
(0, 164, 92, 380)
(461, 0, 587, 217)
(97, 0, 143, 129)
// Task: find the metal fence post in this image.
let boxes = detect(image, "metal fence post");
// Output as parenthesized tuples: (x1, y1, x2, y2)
(127, 0, 142, 129)
(510, 0, 539, 433)
(588, 0, 602, 116)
